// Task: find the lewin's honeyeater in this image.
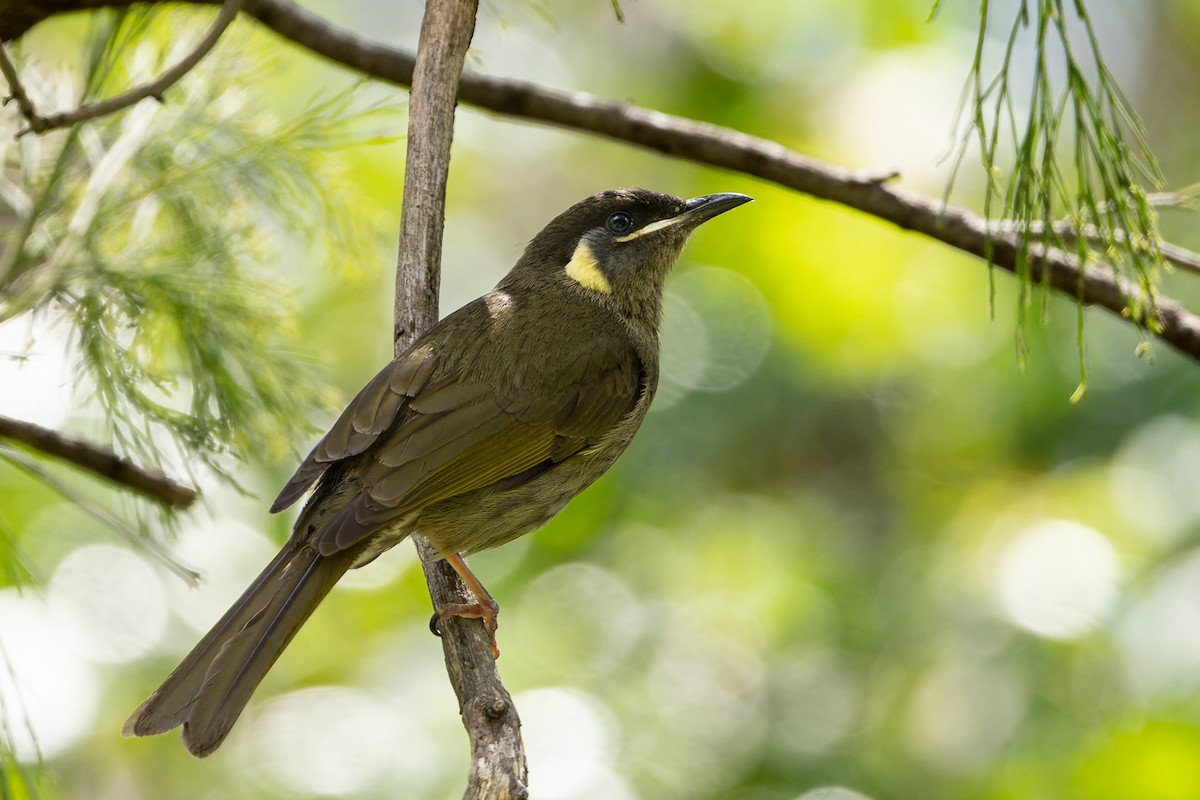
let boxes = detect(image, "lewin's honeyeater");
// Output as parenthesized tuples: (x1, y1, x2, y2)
(124, 188, 752, 756)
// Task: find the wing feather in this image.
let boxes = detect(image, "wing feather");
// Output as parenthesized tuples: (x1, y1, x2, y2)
(299, 337, 644, 556)
(270, 348, 435, 512)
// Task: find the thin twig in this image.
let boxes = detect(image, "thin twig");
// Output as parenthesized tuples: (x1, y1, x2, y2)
(1149, 241, 1200, 276)
(0, 414, 197, 508)
(0, 445, 200, 583)
(995, 218, 1200, 277)
(0, 43, 38, 120)
(1147, 189, 1200, 210)
(393, 0, 528, 798)
(4, 0, 242, 137)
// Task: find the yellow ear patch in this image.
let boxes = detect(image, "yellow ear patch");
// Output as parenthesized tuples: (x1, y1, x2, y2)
(565, 240, 612, 294)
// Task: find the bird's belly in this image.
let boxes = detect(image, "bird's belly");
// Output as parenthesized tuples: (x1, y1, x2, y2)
(350, 510, 420, 568)
(415, 453, 616, 556)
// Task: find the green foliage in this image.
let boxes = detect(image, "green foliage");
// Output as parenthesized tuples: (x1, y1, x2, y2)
(0, 9, 388, 481)
(0, 757, 39, 800)
(0, 15, 395, 792)
(0, 656, 39, 800)
(3, 2, 1200, 800)
(947, 0, 1166, 387)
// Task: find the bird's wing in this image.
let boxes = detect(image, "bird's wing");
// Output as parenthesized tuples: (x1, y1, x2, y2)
(310, 342, 644, 555)
(270, 346, 437, 513)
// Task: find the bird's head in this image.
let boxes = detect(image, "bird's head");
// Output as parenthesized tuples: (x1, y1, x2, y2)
(502, 188, 752, 332)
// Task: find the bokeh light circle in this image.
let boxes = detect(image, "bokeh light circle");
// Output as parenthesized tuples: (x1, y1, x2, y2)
(658, 266, 772, 408)
(993, 519, 1119, 640)
(1110, 415, 1200, 541)
(517, 687, 622, 800)
(0, 591, 100, 760)
(1120, 551, 1200, 696)
(241, 686, 427, 797)
(166, 519, 278, 633)
(769, 649, 859, 758)
(657, 290, 708, 408)
(903, 656, 1025, 772)
(48, 544, 168, 663)
(671, 266, 773, 391)
(797, 787, 874, 800)
(513, 561, 643, 679)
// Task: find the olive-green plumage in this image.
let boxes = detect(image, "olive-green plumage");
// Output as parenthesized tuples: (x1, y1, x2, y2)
(123, 188, 751, 757)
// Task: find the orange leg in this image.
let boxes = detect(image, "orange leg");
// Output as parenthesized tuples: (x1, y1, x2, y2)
(429, 551, 501, 659)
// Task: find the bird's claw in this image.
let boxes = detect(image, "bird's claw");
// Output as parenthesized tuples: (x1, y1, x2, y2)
(429, 601, 501, 659)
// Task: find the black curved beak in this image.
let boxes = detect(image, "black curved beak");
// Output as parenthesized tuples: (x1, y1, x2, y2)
(679, 192, 754, 224)
(614, 192, 753, 242)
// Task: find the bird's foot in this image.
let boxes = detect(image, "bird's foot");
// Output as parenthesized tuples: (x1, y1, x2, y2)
(430, 598, 501, 659)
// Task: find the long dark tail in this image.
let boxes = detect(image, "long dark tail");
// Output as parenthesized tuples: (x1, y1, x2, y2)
(123, 542, 352, 757)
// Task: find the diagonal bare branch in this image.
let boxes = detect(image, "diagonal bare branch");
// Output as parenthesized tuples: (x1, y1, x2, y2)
(5, 0, 1200, 360)
(221, 0, 1200, 361)
(0, 414, 197, 508)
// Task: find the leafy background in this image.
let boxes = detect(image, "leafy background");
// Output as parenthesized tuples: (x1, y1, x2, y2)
(3, 1, 1200, 798)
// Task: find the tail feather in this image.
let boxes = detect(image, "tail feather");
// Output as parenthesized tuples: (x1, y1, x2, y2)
(123, 543, 351, 756)
(122, 543, 299, 737)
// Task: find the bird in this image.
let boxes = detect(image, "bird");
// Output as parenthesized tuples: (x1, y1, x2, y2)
(122, 187, 752, 757)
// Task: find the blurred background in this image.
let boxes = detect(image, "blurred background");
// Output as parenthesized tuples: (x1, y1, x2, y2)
(4, 0, 1200, 798)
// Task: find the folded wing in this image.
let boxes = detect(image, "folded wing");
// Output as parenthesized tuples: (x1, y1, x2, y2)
(308, 342, 644, 555)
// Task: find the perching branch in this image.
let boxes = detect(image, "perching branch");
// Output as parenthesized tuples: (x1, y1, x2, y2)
(392, 1, 528, 798)
(5, 0, 1200, 360)
(0, 414, 197, 508)
(0, 0, 241, 136)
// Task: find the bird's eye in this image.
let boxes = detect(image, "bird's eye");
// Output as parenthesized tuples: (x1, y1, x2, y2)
(606, 212, 633, 234)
